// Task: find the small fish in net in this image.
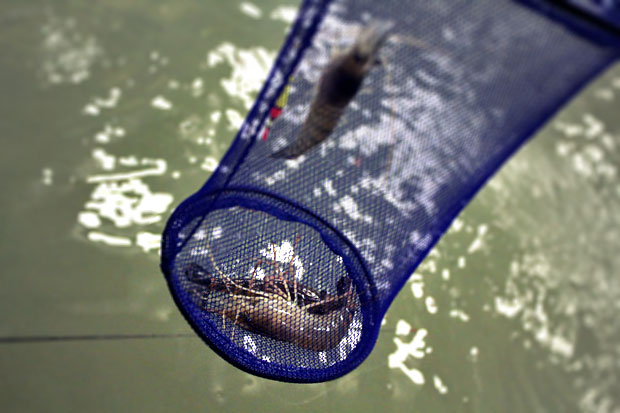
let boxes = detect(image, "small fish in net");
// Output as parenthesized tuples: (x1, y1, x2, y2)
(272, 21, 391, 159)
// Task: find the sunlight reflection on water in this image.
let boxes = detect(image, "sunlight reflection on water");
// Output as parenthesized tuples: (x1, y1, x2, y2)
(72, 33, 280, 256)
(40, 14, 102, 85)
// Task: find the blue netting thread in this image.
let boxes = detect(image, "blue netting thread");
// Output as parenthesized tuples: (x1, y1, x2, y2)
(161, 0, 620, 382)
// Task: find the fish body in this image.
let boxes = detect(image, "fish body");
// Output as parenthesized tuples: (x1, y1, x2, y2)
(272, 22, 391, 159)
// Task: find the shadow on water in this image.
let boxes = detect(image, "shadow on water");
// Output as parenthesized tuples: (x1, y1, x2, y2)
(0, 0, 619, 411)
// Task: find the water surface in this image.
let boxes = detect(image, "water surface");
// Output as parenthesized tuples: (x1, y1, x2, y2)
(1, 1, 619, 411)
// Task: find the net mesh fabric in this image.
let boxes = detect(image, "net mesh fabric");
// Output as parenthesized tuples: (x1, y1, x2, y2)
(161, 0, 620, 382)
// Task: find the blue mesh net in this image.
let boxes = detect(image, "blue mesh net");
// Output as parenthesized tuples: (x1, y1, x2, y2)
(161, 0, 620, 382)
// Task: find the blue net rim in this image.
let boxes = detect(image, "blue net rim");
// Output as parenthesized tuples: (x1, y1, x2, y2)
(161, 186, 383, 382)
(518, 0, 620, 44)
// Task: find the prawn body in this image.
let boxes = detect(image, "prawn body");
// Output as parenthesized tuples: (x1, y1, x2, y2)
(216, 292, 354, 351)
(272, 22, 391, 159)
(185, 263, 357, 352)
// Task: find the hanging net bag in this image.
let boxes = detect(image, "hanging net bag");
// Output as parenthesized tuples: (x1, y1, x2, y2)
(161, 0, 620, 382)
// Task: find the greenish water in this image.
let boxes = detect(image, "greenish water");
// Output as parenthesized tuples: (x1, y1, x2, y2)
(1, 1, 619, 411)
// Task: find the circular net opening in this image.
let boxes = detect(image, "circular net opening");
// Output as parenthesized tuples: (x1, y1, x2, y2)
(165, 193, 373, 381)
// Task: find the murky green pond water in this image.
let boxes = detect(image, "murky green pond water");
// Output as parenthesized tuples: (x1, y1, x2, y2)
(1, 1, 619, 412)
